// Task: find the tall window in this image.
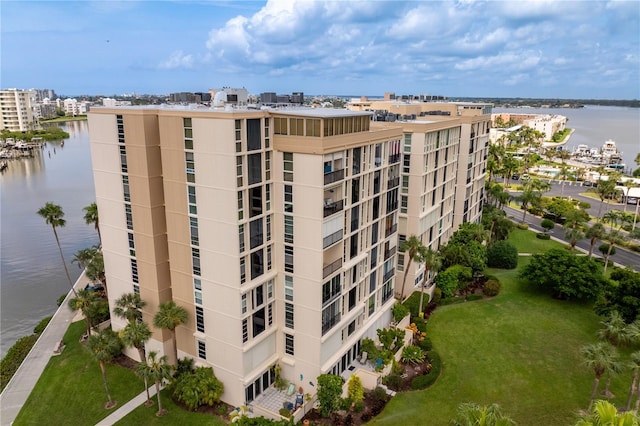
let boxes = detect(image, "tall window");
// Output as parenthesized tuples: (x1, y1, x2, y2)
(284, 246, 294, 273)
(192, 248, 201, 276)
(285, 303, 294, 329)
(196, 306, 205, 333)
(283, 152, 293, 182)
(284, 185, 293, 213)
(284, 276, 294, 301)
(285, 334, 294, 355)
(284, 215, 293, 244)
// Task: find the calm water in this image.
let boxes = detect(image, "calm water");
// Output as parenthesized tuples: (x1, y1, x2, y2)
(493, 105, 640, 169)
(1, 120, 98, 357)
(0, 106, 638, 358)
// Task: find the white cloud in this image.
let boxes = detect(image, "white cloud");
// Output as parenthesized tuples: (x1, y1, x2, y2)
(159, 50, 194, 70)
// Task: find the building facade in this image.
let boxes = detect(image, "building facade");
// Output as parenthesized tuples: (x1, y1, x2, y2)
(0, 88, 38, 131)
(89, 105, 402, 407)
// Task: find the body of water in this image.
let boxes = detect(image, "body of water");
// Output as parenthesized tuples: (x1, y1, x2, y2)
(1, 120, 98, 357)
(493, 105, 640, 169)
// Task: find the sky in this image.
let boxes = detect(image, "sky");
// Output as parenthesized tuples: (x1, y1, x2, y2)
(2, 0, 639, 99)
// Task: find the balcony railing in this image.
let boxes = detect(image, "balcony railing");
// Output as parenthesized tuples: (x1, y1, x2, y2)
(387, 176, 399, 189)
(323, 257, 343, 278)
(323, 229, 343, 249)
(388, 153, 401, 164)
(323, 199, 344, 218)
(384, 245, 397, 260)
(385, 224, 397, 238)
(383, 268, 395, 283)
(324, 168, 344, 185)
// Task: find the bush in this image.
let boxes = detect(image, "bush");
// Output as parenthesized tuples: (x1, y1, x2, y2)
(33, 316, 52, 334)
(170, 367, 224, 411)
(278, 408, 291, 419)
(435, 265, 472, 297)
(486, 241, 518, 269)
(540, 218, 555, 232)
(599, 243, 617, 257)
(418, 336, 433, 351)
(483, 279, 501, 297)
(347, 375, 364, 403)
(57, 294, 67, 307)
(431, 287, 442, 304)
(383, 373, 402, 391)
(517, 223, 529, 230)
(317, 374, 344, 417)
(466, 294, 484, 301)
(578, 201, 591, 209)
(536, 233, 551, 240)
(401, 292, 422, 317)
(412, 316, 427, 333)
(410, 350, 441, 390)
(401, 345, 425, 365)
(1, 334, 38, 391)
(391, 302, 409, 323)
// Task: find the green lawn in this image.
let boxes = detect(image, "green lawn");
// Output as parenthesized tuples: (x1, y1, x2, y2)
(508, 228, 565, 253)
(14, 321, 142, 426)
(370, 259, 634, 426)
(115, 389, 227, 425)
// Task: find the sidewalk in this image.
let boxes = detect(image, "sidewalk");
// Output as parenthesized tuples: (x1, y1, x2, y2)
(0, 272, 90, 426)
(95, 385, 162, 426)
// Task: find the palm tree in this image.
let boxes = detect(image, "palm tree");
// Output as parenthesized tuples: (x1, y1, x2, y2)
(83, 202, 101, 245)
(575, 399, 639, 425)
(85, 250, 107, 297)
(586, 223, 606, 257)
(558, 164, 572, 197)
(135, 357, 155, 407)
(593, 179, 618, 220)
(598, 311, 629, 347)
(603, 230, 623, 274)
(113, 293, 146, 325)
(68, 289, 104, 337)
(625, 351, 640, 411)
(72, 246, 98, 270)
(153, 301, 188, 365)
(451, 402, 515, 426)
(518, 179, 549, 223)
(416, 247, 441, 315)
(87, 329, 122, 409)
(37, 202, 77, 296)
(398, 235, 424, 301)
(625, 320, 640, 347)
(145, 351, 173, 416)
(501, 155, 519, 189)
(121, 320, 153, 405)
(582, 342, 620, 410)
(603, 210, 623, 233)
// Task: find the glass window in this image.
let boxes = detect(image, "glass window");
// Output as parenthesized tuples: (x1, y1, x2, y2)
(285, 303, 294, 328)
(284, 275, 293, 301)
(285, 334, 294, 355)
(251, 249, 264, 280)
(197, 340, 206, 359)
(248, 153, 262, 185)
(247, 119, 261, 151)
(284, 215, 293, 244)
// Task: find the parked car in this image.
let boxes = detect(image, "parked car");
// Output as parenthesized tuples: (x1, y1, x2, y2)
(512, 174, 520, 180)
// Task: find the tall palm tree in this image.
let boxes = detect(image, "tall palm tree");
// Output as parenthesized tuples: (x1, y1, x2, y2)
(72, 246, 98, 270)
(625, 351, 640, 411)
(603, 230, 623, 274)
(625, 320, 640, 347)
(451, 402, 515, 426)
(37, 202, 77, 297)
(398, 235, 424, 301)
(153, 301, 188, 365)
(145, 351, 173, 416)
(68, 289, 105, 337)
(85, 250, 107, 297)
(586, 223, 606, 257)
(598, 311, 629, 346)
(121, 320, 153, 405)
(135, 357, 155, 407)
(416, 247, 441, 315)
(87, 329, 122, 409)
(575, 399, 639, 426)
(83, 202, 101, 245)
(593, 179, 618, 220)
(582, 342, 620, 410)
(603, 210, 623, 233)
(113, 293, 146, 325)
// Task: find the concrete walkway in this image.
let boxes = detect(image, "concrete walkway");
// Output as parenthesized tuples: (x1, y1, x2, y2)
(0, 272, 90, 426)
(95, 384, 164, 426)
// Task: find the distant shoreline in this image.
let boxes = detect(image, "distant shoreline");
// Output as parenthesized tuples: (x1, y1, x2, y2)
(40, 115, 88, 124)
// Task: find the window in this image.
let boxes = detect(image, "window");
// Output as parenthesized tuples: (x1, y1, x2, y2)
(322, 275, 341, 305)
(239, 224, 245, 253)
(265, 184, 271, 211)
(348, 320, 356, 336)
(322, 299, 341, 335)
(125, 204, 133, 230)
(119, 146, 127, 173)
(368, 295, 375, 315)
(236, 156, 243, 187)
(284, 246, 294, 273)
(285, 303, 294, 328)
(250, 218, 263, 249)
(284, 215, 293, 244)
(190, 216, 199, 245)
(247, 119, 261, 151)
(251, 249, 264, 280)
(240, 257, 246, 284)
(242, 319, 248, 343)
(131, 259, 138, 284)
(248, 153, 262, 185)
(250, 186, 262, 217)
(274, 117, 288, 135)
(192, 248, 201, 276)
(283, 152, 293, 182)
(265, 151, 271, 180)
(267, 244, 272, 271)
(194, 278, 202, 304)
(266, 215, 271, 242)
(253, 284, 265, 309)
(235, 120, 242, 152)
(197, 341, 206, 359)
(348, 287, 357, 311)
(128, 232, 135, 256)
(238, 191, 244, 220)
(187, 185, 197, 214)
(369, 270, 377, 293)
(241, 294, 247, 314)
(284, 275, 293, 301)
(185, 152, 195, 173)
(382, 280, 393, 304)
(284, 185, 293, 213)
(196, 306, 204, 333)
(285, 333, 294, 356)
(122, 176, 130, 202)
(252, 308, 265, 337)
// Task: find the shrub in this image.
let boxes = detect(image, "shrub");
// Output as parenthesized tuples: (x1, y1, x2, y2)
(317, 374, 344, 417)
(170, 366, 224, 411)
(33, 316, 52, 334)
(401, 345, 425, 365)
(431, 287, 442, 304)
(578, 201, 591, 209)
(483, 279, 501, 297)
(401, 292, 422, 317)
(486, 241, 518, 269)
(391, 302, 409, 323)
(412, 316, 427, 333)
(410, 351, 442, 390)
(354, 400, 365, 413)
(536, 233, 551, 240)
(517, 223, 529, 230)
(347, 375, 364, 403)
(278, 408, 291, 419)
(599, 243, 617, 257)
(56, 294, 67, 307)
(435, 265, 472, 297)
(1, 334, 38, 391)
(418, 336, 433, 351)
(540, 218, 555, 232)
(466, 294, 484, 301)
(383, 373, 402, 391)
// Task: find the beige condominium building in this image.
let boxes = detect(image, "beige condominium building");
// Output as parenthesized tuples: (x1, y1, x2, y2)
(0, 88, 38, 131)
(89, 105, 405, 408)
(349, 99, 492, 295)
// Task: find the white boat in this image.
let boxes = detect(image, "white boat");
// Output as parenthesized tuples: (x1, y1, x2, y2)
(601, 139, 619, 158)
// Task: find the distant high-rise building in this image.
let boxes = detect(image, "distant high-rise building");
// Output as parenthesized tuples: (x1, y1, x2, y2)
(260, 92, 277, 104)
(291, 92, 304, 104)
(0, 88, 38, 131)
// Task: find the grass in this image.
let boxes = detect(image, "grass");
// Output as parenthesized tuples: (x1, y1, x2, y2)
(507, 228, 565, 253)
(14, 321, 142, 426)
(370, 258, 634, 425)
(114, 389, 227, 425)
(40, 115, 88, 123)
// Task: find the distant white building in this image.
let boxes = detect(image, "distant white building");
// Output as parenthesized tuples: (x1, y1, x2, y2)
(63, 98, 91, 116)
(0, 88, 38, 131)
(490, 113, 567, 142)
(209, 87, 249, 105)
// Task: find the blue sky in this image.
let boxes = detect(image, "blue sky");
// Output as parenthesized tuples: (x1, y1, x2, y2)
(2, 1, 639, 99)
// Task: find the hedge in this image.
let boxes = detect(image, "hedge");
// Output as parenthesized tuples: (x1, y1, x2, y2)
(1, 334, 38, 391)
(536, 233, 551, 240)
(410, 350, 442, 390)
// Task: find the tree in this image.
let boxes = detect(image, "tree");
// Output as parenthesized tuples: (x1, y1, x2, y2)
(541, 218, 555, 234)
(519, 249, 605, 300)
(415, 247, 441, 315)
(451, 402, 516, 426)
(440, 240, 487, 274)
(399, 235, 424, 300)
(347, 374, 364, 404)
(582, 342, 620, 410)
(37, 202, 77, 296)
(501, 154, 520, 188)
(72, 246, 98, 270)
(68, 289, 108, 337)
(598, 311, 629, 346)
(593, 179, 618, 220)
(575, 399, 639, 425)
(625, 352, 640, 411)
(595, 267, 640, 323)
(145, 351, 173, 416)
(486, 144, 505, 185)
(83, 202, 101, 245)
(517, 179, 550, 223)
(563, 209, 588, 250)
(135, 357, 155, 407)
(602, 230, 623, 274)
(316, 374, 344, 417)
(486, 241, 518, 269)
(87, 329, 122, 409)
(121, 320, 152, 404)
(113, 293, 147, 325)
(586, 223, 607, 257)
(482, 206, 513, 242)
(153, 301, 188, 366)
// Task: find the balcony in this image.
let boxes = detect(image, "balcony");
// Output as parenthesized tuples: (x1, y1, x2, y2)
(383, 268, 395, 283)
(385, 224, 397, 238)
(384, 246, 396, 260)
(388, 153, 401, 164)
(323, 199, 344, 218)
(324, 168, 344, 185)
(323, 257, 343, 279)
(387, 176, 399, 189)
(323, 229, 343, 249)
